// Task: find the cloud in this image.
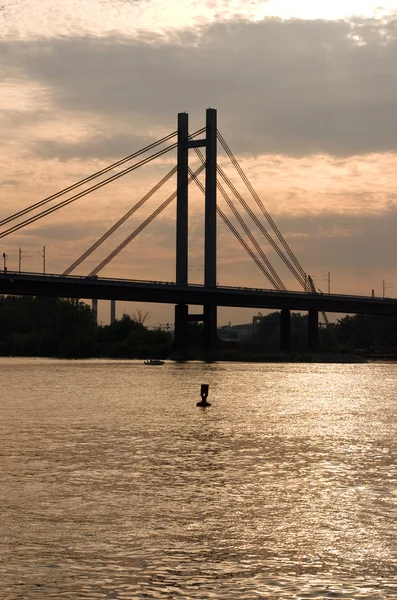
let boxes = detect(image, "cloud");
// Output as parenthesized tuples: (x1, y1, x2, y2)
(1, 16, 397, 158)
(3, 189, 395, 295)
(276, 207, 397, 271)
(32, 132, 158, 160)
(0, 13, 396, 303)
(18, 220, 109, 241)
(0, 0, 272, 40)
(0, 178, 21, 187)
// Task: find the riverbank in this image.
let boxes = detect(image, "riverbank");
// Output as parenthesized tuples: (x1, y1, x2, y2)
(217, 351, 367, 363)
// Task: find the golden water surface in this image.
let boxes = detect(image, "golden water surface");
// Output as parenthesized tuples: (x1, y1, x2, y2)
(1, 358, 396, 599)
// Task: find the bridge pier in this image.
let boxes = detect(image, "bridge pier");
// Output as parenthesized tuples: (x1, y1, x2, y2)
(173, 303, 189, 360)
(110, 299, 116, 324)
(203, 304, 217, 362)
(308, 309, 319, 351)
(92, 298, 98, 323)
(280, 308, 291, 352)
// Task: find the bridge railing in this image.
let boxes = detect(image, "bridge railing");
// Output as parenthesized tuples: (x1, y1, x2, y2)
(0, 270, 395, 302)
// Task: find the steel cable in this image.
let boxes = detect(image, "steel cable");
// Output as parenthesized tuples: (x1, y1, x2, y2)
(217, 164, 306, 288)
(0, 130, 179, 227)
(88, 164, 205, 277)
(193, 147, 286, 290)
(62, 127, 206, 274)
(0, 142, 178, 240)
(189, 166, 285, 290)
(217, 130, 307, 281)
(63, 166, 178, 275)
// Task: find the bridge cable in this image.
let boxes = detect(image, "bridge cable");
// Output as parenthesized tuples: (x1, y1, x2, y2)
(62, 127, 206, 275)
(189, 166, 284, 290)
(217, 164, 306, 288)
(217, 129, 306, 279)
(0, 142, 179, 240)
(88, 164, 205, 277)
(217, 130, 307, 282)
(0, 130, 179, 228)
(192, 144, 304, 287)
(220, 136, 329, 323)
(63, 166, 178, 275)
(217, 207, 282, 291)
(193, 148, 286, 290)
(219, 183, 286, 290)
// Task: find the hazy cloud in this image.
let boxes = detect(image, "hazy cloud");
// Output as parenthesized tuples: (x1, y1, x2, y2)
(32, 132, 157, 160)
(1, 12, 396, 308)
(11, 203, 396, 282)
(277, 208, 397, 271)
(18, 220, 109, 241)
(1, 16, 397, 158)
(0, 178, 21, 187)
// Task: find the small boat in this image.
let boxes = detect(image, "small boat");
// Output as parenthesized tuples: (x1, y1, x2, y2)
(144, 358, 165, 365)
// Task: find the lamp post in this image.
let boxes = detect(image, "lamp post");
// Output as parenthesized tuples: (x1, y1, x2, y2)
(323, 271, 331, 294)
(383, 280, 393, 298)
(18, 247, 30, 273)
(37, 246, 46, 275)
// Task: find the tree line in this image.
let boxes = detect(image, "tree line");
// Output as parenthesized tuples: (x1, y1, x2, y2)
(0, 296, 171, 359)
(245, 311, 397, 355)
(0, 295, 396, 359)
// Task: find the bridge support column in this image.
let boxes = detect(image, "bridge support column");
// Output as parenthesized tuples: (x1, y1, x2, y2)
(110, 299, 116, 324)
(174, 303, 189, 360)
(203, 304, 217, 362)
(202, 109, 217, 362)
(204, 108, 217, 289)
(280, 308, 291, 352)
(176, 112, 189, 286)
(308, 309, 319, 351)
(92, 298, 98, 324)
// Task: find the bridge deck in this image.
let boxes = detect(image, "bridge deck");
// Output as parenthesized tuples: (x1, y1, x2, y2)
(0, 272, 396, 316)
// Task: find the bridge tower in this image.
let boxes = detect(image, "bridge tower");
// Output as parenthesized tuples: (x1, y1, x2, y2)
(174, 108, 217, 361)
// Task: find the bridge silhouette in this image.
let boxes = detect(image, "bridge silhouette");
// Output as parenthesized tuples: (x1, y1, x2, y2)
(1, 108, 396, 360)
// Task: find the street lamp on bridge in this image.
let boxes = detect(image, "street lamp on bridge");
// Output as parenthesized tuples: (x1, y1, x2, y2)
(37, 246, 46, 275)
(383, 280, 393, 298)
(18, 247, 30, 273)
(323, 271, 331, 294)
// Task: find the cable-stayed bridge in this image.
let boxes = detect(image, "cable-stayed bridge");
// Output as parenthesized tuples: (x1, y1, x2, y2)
(0, 109, 396, 359)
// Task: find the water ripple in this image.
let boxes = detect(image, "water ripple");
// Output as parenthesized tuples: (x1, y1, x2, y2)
(1, 359, 396, 598)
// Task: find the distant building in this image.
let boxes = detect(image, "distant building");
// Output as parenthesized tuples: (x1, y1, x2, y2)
(218, 323, 253, 341)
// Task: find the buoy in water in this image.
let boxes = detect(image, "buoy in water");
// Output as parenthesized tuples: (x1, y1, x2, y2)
(197, 383, 211, 407)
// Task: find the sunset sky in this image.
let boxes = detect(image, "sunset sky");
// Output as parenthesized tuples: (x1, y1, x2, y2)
(1, 0, 397, 325)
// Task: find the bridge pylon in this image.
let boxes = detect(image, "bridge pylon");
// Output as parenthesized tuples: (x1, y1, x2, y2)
(173, 109, 218, 361)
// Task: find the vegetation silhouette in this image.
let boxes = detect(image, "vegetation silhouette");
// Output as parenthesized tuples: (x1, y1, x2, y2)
(0, 296, 396, 359)
(0, 296, 171, 359)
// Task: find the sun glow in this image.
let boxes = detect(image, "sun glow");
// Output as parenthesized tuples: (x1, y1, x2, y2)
(259, 0, 397, 21)
(1, 0, 396, 40)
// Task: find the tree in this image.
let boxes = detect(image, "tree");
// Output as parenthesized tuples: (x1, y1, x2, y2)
(132, 309, 151, 326)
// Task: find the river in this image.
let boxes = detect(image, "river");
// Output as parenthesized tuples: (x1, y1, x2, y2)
(1, 358, 396, 599)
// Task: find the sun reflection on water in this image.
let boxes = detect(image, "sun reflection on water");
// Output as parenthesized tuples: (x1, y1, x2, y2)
(0, 359, 396, 598)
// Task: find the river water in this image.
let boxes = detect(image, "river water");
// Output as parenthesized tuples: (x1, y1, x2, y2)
(1, 358, 397, 599)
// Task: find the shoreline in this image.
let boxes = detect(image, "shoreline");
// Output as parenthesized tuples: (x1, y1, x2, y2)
(216, 352, 368, 363)
(3, 353, 397, 364)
